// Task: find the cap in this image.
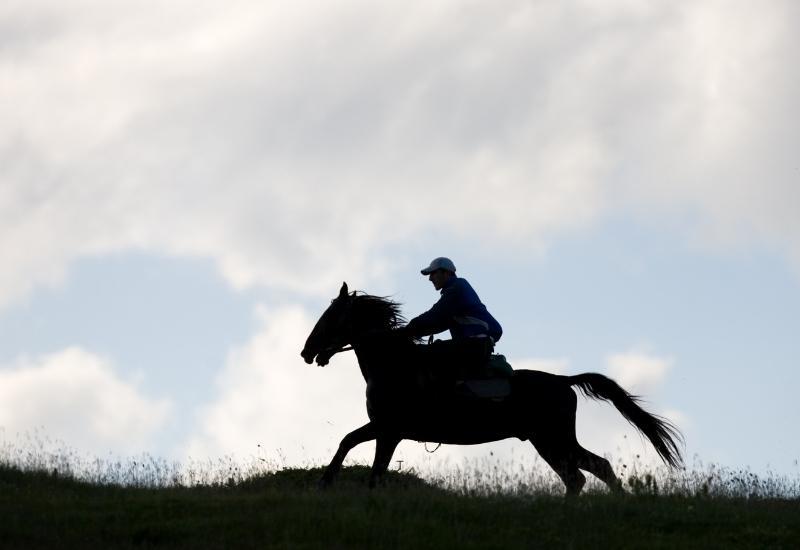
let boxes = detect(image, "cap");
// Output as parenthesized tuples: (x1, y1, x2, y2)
(420, 257, 456, 275)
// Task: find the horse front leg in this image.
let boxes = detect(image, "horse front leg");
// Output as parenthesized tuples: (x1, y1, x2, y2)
(369, 436, 401, 488)
(320, 423, 377, 489)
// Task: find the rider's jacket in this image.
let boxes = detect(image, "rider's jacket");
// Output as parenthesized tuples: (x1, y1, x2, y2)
(406, 277, 503, 342)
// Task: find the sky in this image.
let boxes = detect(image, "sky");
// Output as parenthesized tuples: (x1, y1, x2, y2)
(1, 0, 799, 477)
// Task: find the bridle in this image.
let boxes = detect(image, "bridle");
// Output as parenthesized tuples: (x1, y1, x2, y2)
(324, 344, 354, 357)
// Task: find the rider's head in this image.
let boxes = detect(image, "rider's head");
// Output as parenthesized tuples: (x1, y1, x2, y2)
(421, 257, 456, 291)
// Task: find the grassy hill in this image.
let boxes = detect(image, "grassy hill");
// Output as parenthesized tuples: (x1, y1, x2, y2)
(2, 462, 799, 549)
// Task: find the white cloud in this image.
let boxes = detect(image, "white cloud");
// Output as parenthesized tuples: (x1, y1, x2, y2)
(0, 347, 171, 454)
(2, 0, 798, 310)
(184, 305, 372, 464)
(606, 349, 672, 395)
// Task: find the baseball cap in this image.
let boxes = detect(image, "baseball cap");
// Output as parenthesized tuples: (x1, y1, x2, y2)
(420, 257, 456, 275)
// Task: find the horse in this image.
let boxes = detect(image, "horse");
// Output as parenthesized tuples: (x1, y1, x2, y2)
(300, 282, 683, 496)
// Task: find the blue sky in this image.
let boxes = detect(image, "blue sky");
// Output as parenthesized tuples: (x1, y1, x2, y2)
(2, 1, 799, 476)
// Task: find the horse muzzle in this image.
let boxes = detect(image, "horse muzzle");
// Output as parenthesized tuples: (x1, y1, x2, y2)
(300, 349, 315, 364)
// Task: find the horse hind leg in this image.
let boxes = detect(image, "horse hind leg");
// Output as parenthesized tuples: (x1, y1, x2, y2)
(575, 446, 624, 493)
(529, 388, 586, 496)
(530, 436, 586, 497)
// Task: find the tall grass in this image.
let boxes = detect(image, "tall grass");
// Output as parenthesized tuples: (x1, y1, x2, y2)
(2, 431, 798, 499)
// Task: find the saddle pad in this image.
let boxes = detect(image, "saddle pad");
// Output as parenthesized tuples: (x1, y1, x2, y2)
(487, 354, 514, 377)
(461, 378, 511, 400)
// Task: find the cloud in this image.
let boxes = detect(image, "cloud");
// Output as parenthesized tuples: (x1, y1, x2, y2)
(0, 347, 171, 454)
(184, 305, 372, 464)
(605, 350, 673, 395)
(2, 0, 798, 310)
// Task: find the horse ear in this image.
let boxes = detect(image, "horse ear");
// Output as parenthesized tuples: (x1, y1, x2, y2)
(339, 282, 349, 297)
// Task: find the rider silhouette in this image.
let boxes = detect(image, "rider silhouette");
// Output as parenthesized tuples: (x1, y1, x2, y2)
(402, 257, 502, 380)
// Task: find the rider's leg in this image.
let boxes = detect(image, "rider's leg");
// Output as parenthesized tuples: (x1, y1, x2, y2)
(455, 337, 493, 379)
(430, 340, 459, 387)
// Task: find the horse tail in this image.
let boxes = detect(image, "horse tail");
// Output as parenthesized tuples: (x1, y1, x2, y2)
(567, 373, 684, 468)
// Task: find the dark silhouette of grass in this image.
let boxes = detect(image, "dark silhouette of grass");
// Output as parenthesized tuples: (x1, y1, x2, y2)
(2, 460, 799, 549)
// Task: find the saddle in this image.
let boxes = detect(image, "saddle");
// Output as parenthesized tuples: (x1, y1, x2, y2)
(454, 354, 514, 401)
(413, 346, 514, 401)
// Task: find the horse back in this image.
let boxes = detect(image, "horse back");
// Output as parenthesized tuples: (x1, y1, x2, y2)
(509, 369, 574, 406)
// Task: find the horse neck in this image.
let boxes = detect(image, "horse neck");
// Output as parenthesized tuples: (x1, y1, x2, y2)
(352, 344, 373, 383)
(348, 298, 400, 381)
(350, 327, 395, 384)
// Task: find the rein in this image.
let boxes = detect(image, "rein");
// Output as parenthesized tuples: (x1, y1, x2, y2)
(318, 344, 353, 364)
(424, 442, 442, 453)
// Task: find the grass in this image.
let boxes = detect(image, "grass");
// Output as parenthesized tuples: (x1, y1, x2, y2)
(2, 437, 799, 548)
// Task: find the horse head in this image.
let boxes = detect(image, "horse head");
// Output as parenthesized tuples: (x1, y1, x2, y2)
(301, 282, 407, 367)
(301, 282, 355, 366)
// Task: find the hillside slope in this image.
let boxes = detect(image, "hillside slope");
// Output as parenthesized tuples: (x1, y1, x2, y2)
(2, 464, 798, 549)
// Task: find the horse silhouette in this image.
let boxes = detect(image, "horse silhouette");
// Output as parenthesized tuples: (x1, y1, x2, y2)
(301, 282, 683, 496)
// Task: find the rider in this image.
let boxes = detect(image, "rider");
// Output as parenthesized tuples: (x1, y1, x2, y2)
(402, 257, 502, 379)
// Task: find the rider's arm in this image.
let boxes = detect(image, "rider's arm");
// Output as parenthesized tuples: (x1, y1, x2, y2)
(405, 285, 460, 337)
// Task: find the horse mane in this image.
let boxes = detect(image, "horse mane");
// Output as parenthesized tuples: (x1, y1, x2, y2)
(351, 292, 406, 330)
